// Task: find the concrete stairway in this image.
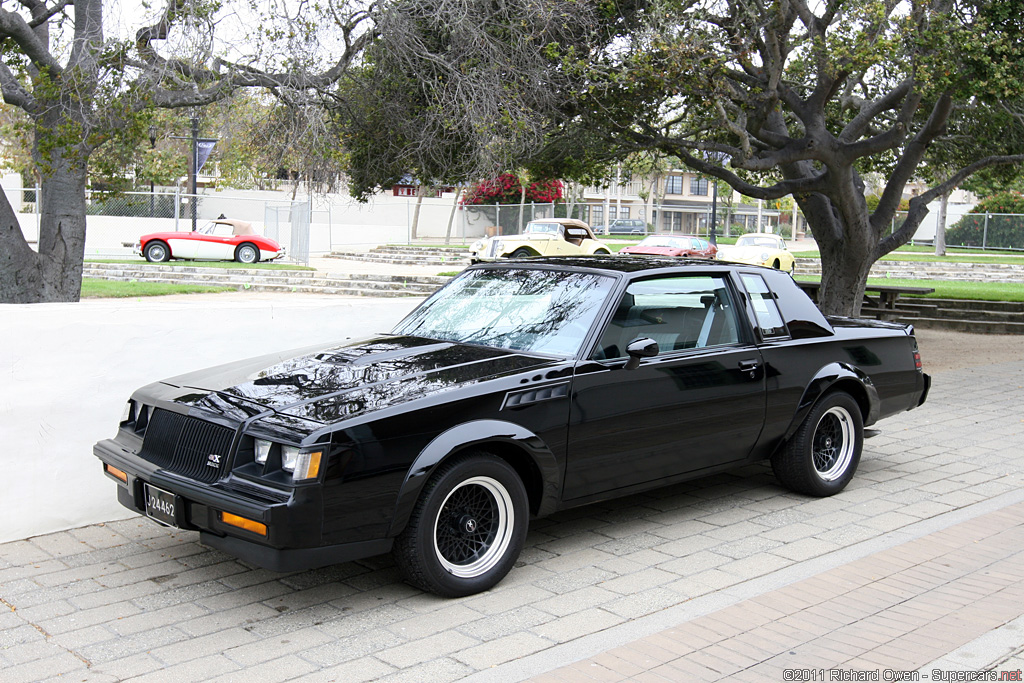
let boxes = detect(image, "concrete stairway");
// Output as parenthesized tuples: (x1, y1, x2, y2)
(795, 257, 1024, 283)
(83, 263, 447, 297)
(896, 299, 1024, 335)
(326, 245, 471, 267)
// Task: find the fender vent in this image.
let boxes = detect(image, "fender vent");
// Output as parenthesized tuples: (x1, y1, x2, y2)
(502, 382, 569, 410)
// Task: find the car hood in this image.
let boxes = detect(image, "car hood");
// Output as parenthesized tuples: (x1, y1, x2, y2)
(622, 246, 685, 256)
(494, 234, 554, 243)
(160, 336, 559, 425)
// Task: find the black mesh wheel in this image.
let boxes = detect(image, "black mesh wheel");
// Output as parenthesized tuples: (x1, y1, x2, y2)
(772, 391, 864, 497)
(393, 453, 528, 597)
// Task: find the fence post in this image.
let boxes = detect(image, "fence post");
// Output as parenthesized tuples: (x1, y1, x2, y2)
(983, 213, 989, 249)
(174, 186, 180, 230)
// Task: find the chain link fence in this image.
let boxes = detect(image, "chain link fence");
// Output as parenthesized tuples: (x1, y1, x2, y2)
(7, 184, 1024, 255)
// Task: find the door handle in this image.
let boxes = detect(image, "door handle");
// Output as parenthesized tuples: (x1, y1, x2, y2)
(738, 359, 760, 378)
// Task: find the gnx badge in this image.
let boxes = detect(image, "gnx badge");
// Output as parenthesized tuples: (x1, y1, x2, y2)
(206, 453, 222, 468)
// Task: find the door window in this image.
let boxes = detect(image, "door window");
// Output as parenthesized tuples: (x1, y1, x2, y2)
(741, 274, 789, 339)
(594, 275, 740, 359)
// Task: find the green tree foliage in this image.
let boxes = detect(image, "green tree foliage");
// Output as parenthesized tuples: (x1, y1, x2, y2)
(336, 0, 643, 200)
(347, 0, 1024, 315)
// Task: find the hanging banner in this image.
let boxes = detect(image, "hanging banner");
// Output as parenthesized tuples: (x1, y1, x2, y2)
(197, 140, 217, 173)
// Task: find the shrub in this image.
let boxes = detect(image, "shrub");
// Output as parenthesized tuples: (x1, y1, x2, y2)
(946, 191, 1024, 248)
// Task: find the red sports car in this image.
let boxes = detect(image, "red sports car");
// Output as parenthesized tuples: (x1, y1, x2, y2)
(137, 219, 286, 264)
(619, 234, 718, 259)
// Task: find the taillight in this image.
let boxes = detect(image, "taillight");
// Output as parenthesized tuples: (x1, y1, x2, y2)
(911, 338, 923, 372)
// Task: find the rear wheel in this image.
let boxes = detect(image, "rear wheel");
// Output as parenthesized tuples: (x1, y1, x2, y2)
(393, 453, 528, 597)
(235, 243, 260, 264)
(594, 248, 611, 255)
(772, 392, 863, 496)
(144, 241, 170, 262)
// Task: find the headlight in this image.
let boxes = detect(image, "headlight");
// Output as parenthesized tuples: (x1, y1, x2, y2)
(281, 446, 322, 482)
(254, 439, 272, 465)
(760, 252, 770, 261)
(470, 239, 485, 252)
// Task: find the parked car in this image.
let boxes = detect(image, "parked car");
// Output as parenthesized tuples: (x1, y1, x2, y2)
(620, 234, 718, 259)
(469, 218, 611, 260)
(137, 219, 286, 264)
(601, 218, 648, 235)
(717, 232, 795, 272)
(95, 257, 929, 597)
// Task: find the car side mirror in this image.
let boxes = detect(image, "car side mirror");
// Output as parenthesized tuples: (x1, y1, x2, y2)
(624, 337, 659, 370)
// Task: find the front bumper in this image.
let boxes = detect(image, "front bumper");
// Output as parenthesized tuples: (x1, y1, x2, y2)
(94, 437, 390, 572)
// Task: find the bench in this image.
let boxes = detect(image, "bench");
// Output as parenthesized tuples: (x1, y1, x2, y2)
(795, 281, 935, 320)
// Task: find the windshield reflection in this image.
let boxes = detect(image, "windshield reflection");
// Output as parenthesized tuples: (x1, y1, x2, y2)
(393, 268, 614, 356)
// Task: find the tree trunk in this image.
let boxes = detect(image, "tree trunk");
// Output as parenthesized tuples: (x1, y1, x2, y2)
(445, 186, 462, 245)
(410, 184, 426, 240)
(934, 191, 949, 257)
(0, 162, 88, 303)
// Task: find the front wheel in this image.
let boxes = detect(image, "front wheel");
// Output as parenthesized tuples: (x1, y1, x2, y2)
(235, 242, 260, 264)
(772, 392, 863, 496)
(509, 248, 535, 258)
(144, 241, 170, 262)
(393, 453, 528, 597)
(594, 248, 611, 255)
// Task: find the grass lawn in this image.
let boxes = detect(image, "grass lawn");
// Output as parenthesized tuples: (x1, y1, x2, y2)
(795, 276, 1024, 302)
(86, 259, 314, 271)
(81, 279, 236, 298)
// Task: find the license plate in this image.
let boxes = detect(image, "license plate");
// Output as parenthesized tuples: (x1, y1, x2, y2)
(144, 484, 178, 527)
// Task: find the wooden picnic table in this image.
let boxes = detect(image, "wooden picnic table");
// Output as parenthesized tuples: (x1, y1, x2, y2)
(795, 280, 935, 319)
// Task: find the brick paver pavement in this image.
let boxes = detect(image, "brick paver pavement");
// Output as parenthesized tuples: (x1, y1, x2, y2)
(2, 353, 1023, 682)
(528, 501, 1024, 682)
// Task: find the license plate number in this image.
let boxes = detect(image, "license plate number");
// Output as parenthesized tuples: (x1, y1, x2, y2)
(144, 484, 177, 527)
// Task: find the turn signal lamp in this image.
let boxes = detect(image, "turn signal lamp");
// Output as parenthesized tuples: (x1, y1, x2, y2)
(219, 511, 267, 536)
(281, 448, 322, 482)
(104, 464, 128, 484)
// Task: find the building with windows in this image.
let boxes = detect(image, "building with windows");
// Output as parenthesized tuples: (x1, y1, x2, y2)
(583, 170, 791, 237)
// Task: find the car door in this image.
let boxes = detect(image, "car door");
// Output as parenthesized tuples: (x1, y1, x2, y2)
(563, 273, 766, 501)
(193, 223, 237, 260)
(166, 232, 201, 259)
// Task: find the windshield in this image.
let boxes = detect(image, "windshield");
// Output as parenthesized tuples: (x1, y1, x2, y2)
(393, 268, 615, 356)
(736, 235, 783, 248)
(524, 222, 561, 235)
(637, 236, 689, 248)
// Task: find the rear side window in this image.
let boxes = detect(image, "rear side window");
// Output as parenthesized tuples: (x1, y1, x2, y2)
(741, 274, 788, 339)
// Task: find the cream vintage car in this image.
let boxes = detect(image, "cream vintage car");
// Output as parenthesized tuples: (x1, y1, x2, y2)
(717, 232, 796, 273)
(470, 218, 612, 260)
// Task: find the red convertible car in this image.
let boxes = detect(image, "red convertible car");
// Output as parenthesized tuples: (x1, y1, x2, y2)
(620, 234, 718, 259)
(137, 219, 286, 264)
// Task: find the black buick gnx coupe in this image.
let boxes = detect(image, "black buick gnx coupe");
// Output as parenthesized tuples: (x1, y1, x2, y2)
(96, 257, 930, 596)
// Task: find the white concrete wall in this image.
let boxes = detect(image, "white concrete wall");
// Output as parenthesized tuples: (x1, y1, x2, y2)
(79, 192, 549, 255)
(910, 201, 975, 242)
(0, 295, 420, 544)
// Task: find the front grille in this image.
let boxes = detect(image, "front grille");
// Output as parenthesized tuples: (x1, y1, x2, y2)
(141, 409, 235, 484)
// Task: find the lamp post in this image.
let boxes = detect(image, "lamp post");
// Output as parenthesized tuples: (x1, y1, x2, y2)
(709, 180, 719, 247)
(148, 126, 156, 218)
(703, 151, 728, 247)
(190, 117, 198, 231)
